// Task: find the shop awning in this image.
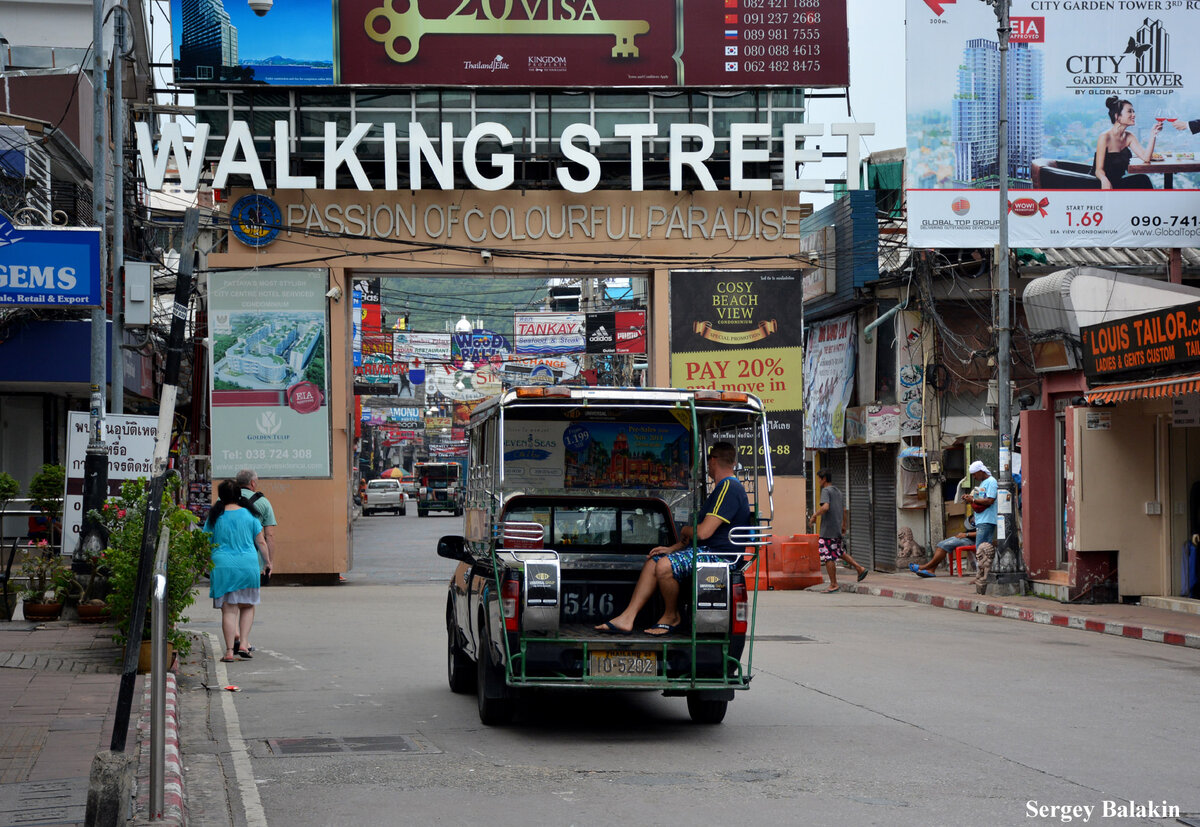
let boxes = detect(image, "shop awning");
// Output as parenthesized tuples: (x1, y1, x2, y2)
(1085, 372, 1200, 404)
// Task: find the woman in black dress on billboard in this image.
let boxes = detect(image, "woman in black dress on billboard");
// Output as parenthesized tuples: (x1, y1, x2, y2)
(1091, 95, 1161, 190)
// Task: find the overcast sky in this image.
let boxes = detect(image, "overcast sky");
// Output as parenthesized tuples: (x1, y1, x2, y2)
(804, 0, 907, 208)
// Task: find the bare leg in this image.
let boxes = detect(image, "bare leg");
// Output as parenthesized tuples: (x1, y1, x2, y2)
(220, 603, 239, 658)
(596, 557, 665, 632)
(237, 605, 256, 651)
(824, 558, 839, 589)
(919, 548, 948, 574)
(841, 550, 867, 576)
(647, 563, 682, 632)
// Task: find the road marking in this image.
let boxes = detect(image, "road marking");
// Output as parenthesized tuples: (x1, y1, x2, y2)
(210, 631, 268, 827)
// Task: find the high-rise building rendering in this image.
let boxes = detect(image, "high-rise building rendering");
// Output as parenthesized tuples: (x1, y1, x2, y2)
(179, 0, 239, 81)
(952, 40, 1043, 187)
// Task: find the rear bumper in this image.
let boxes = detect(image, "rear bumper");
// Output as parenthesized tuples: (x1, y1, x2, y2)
(502, 633, 750, 690)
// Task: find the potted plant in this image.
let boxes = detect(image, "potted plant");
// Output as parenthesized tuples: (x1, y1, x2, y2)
(72, 543, 111, 623)
(0, 472, 20, 621)
(27, 464, 65, 550)
(94, 477, 212, 659)
(17, 541, 73, 621)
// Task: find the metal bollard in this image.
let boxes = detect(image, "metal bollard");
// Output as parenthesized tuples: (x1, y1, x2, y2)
(150, 572, 165, 819)
(149, 524, 169, 819)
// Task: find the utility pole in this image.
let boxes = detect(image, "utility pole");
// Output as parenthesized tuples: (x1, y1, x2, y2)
(985, 0, 1028, 595)
(111, 6, 126, 414)
(80, 0, 109, 565)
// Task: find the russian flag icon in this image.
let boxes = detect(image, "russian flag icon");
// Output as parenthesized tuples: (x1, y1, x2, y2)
(725, 29, 738, 39)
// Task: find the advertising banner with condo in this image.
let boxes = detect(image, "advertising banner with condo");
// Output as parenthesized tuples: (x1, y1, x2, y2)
(907, 0, 1200, 248)
(209, 269, 331, 478)
(668, 270, 803, 475)
(802, 314, 856, 450)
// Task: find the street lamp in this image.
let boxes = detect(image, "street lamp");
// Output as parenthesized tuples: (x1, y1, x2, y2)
(983, 0, 1028, 595)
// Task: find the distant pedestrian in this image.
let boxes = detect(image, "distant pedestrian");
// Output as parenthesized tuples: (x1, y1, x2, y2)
(236, 469, 277, 652)
(205, 480, 270, 662)
(809, 469, 867, 593)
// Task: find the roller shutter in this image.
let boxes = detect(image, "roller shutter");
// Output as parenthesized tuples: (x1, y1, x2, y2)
(847, 448, 872, 568)
(872, 446, 899, 571)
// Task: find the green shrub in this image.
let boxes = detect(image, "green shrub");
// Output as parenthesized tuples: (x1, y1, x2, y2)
(92, 477, 212, 657)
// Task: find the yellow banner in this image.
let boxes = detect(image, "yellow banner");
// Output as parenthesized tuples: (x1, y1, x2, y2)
(670, 346, 803, 412)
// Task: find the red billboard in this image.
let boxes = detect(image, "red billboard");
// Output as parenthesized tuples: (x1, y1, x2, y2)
(336, 0, 848, 87)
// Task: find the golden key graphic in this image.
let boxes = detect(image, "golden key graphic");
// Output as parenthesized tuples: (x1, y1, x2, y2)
(365, 0, 650, 64)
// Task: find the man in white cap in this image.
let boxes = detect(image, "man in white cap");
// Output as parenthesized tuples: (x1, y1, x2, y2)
(962, 460, 998, 548)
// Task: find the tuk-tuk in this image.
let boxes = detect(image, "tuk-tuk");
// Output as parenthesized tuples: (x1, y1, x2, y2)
(438, 386, 773, 724)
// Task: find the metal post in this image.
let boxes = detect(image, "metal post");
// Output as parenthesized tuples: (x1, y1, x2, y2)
(81, 0, 109, 566)
(149, 524, 168, 820)
(986, 0, 1028, 594)
(111, 7, 125, 414)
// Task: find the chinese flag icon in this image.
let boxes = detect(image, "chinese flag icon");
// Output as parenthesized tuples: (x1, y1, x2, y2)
(725, 13, 738, 24)
(725, 0, 737, 6)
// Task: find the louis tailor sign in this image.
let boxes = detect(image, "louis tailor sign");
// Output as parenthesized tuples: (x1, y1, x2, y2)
(0, 215, 101, 308)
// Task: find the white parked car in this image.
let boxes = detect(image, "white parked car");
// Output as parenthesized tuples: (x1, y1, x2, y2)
(363, 479, 406, 516)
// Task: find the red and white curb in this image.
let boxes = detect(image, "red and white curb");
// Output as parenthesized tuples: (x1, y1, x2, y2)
(847, 584, 1200, 650)
(135, 671, 185, 825)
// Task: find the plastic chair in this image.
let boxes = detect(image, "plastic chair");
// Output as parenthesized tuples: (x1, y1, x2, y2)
(950, 545, 976, 577)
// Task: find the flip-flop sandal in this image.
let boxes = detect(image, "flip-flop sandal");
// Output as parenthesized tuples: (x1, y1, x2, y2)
(236, 649, 253, 659)
(220, 655, 236, 663)
(595, 621, 632, 635)
(821, 587, 839, 593)
(857, 570, 869, 582)
(916, 569, 935, 578)
(909, 563, 920, 573)
(645, 623, 681, 635)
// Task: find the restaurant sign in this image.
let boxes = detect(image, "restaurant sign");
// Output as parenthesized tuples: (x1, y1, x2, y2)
(1080, 301, 1200, 378)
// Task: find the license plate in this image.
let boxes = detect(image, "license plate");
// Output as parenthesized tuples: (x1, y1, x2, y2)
(589, 650, 657, 677)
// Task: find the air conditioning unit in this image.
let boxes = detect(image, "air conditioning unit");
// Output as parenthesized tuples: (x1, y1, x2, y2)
(0, 126, 52, 223)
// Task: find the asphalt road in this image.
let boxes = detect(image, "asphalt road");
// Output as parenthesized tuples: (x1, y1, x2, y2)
(178, 511, 1200, 827)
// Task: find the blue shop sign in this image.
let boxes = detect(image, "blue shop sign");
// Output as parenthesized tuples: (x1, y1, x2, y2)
(0, 215, 102, 307)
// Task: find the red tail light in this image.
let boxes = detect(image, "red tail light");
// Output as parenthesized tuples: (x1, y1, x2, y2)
(501, 576, 520, 632)
(731, 581, 748, 635)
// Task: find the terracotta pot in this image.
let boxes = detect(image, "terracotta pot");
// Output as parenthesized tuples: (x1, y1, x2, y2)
(76, 603, 109, 624)
(22, 601, 63, 622)
(137, 640, 176, 674)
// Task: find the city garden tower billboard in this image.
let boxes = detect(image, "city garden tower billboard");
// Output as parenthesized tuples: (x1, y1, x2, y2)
(907, 0, 1200, 248)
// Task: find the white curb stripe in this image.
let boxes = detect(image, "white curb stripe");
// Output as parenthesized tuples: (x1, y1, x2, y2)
(209, 631, 268, 827)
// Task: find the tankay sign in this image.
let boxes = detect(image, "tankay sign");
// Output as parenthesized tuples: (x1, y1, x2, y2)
(0, 214, 101, 308)
(907, 0, 1200, 248)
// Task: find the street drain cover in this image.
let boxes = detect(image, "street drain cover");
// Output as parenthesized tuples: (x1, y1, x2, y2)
(266, 734, 437, 756)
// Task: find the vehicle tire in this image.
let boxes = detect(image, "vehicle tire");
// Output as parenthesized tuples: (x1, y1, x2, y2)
(476, 624, 513, 725)
(399, 507, 407, 516)
(418, 508, 427, 518)
(447, 600, 475, 694)
(686, 694, 728, 724)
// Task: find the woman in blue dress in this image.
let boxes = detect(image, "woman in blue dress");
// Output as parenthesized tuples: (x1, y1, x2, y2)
(205, 480, 270, 663)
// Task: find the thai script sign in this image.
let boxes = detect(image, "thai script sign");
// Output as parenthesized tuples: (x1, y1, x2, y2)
(63, 412, 158, 549)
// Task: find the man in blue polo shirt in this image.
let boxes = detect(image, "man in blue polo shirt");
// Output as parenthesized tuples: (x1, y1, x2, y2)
(963, 460, 998, 547)
(595, 441, 750, 637)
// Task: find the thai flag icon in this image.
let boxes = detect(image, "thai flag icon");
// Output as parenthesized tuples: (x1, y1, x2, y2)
(725, 61, 738, 71)
(725, 29, 738, 39)
(725, 45, 738, 56)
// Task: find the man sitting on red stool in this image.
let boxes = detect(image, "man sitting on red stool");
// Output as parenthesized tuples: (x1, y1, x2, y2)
(911, 526, 977, 578)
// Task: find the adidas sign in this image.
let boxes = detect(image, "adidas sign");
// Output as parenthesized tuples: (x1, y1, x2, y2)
(589, 325, 612, 342)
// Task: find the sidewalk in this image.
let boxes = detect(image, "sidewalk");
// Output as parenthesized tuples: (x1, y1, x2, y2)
(831, 569, 1200, 649)
(0, 617, 169, 827)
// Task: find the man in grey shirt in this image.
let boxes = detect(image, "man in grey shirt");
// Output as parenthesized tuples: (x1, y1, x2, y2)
(807, 469, 867, 592)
